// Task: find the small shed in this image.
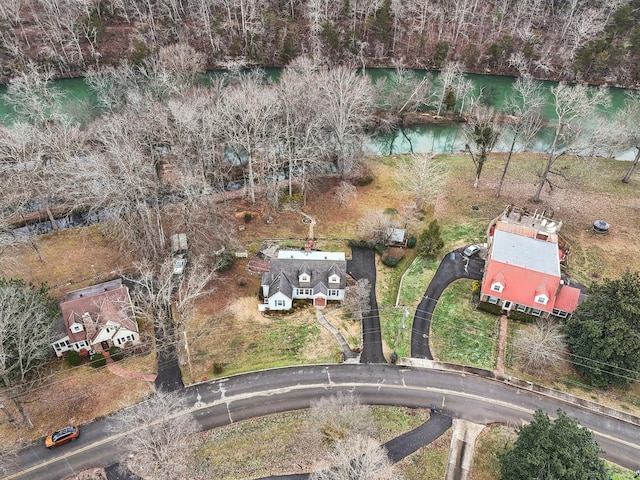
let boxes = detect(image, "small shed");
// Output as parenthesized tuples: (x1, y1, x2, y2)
(386, 227, 407, 246)
(170, 233, 188, 255)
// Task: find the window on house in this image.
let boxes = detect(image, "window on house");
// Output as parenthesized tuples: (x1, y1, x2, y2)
(491, 283, 503, 293)
(329, 275, 340, 284)
(552, 308, 569, 318)
(275, 299, 286, 307)
(487, 296, 500, 304)
(70, 324, 83, 333)
(530, 308, 542, 316)
(328, 289, 339, 297)
(516, 304, 529, 313)
(299, 274, 310, 283)
(534, 295, 548, 305)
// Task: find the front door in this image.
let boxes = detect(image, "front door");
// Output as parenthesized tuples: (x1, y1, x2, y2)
(101, 341, 109, 351)
(314, 297, 326, 307)
(503, 301, 512, 311)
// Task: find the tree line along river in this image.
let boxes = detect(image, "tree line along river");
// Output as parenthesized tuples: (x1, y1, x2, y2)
(0, 69, 634, 159)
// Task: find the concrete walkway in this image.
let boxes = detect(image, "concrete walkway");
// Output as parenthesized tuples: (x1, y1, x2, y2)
(315, 308, 360, 363)
(444, 419, 485, 480)
(103, 351, 157, 383)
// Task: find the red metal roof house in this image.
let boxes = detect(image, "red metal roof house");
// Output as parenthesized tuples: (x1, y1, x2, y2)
(480, 206, 581, 319)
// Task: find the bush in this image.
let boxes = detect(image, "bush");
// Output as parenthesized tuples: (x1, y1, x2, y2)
(213, 362, 225, 375)
(374, 243, 386, 255)
(382, 257, 400, 267)
(406, 236, 417, 248)
(418, 219, 445, 257)
(243, 212, 253, 223)
(216, 251, 235, 272)
(348, 239, 375, 249)
(471, 280, 481, 294)
(66, 350, 82, 367)
(476, 301, 502, 316)
(109, 345, 124, 361)
(90, 353, 106, 368)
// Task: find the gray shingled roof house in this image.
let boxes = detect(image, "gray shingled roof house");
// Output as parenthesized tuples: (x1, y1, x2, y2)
(260, 250, 347, 311)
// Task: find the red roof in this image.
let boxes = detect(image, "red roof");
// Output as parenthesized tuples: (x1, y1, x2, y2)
(481, 260, 561, 310)
(554, 285, 581, 312)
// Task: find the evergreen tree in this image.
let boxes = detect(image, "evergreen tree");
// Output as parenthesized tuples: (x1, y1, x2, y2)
(564, 271, 640, 388)
(500, 409, 609, 480)
(418, 219, 444, 257)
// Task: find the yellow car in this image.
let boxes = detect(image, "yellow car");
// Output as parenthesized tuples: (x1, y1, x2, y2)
(45, 426, 79, 449)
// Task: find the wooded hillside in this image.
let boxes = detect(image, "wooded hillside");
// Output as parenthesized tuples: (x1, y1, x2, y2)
(1, 0, 639, 86)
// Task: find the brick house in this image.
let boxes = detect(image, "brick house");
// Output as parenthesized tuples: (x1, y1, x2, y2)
(260, 250, 347, 311)
(51, 279, 141, 357)
(480, 206, 582, 319)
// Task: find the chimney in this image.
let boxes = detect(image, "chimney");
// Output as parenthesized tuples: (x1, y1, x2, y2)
(82, 312, 97, 342)
(555, 280, 565, 298)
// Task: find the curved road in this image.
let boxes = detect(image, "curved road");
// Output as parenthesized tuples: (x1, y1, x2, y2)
(411, 249, 484, 359)
(7, 364, 640, 480)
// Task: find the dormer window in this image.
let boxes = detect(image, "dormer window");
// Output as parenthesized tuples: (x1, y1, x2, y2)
(535, 294, 548, 305)
(299, 273, 310, 283)
(70, 323, 84, 334)
(328, 273, 340, 284)
(491, 282, 504, 293)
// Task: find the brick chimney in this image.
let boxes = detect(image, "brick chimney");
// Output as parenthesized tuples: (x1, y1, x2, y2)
(82, 312, 97, 342)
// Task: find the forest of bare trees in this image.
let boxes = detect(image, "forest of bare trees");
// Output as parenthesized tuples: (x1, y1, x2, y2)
(0, 1, 639, 87)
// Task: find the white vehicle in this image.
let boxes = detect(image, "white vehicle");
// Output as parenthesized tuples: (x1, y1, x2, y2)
(173, 257, 187, 275)
(463, 244, 481, 257)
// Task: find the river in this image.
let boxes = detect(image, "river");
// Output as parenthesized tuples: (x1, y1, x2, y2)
(0, 69, 633, 159)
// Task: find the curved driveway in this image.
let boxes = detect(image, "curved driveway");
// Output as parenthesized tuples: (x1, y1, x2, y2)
(8, 364, 639, 479)
(411, 249, 484, 359)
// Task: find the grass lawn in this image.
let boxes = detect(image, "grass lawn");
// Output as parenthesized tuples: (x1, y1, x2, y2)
(430, 280, 499, 370)
(194, 406, 433, 479)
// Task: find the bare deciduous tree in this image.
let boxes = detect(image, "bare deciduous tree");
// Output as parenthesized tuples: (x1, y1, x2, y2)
(107, 391, 200, 480)
(496, 75, 544, 197)
(608, 91, 640, 183)
(394, 153, 443, 211)
(512, 319, 567, 373)
(0, 279, 58, 428)
(333, 181, 358, 207)
(464, 105, 500, 188)
(317, 65, 375, 176)
(343, 278, 371, 322)
(356, 210, 399, 245)
(532, 83, 610, 201)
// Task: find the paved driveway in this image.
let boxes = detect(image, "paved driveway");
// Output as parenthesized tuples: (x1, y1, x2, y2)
(411, 249, 484, 359)
(347, 247, 386, 363)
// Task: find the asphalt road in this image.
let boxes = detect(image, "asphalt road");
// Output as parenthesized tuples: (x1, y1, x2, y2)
(347, 247, 386, 363)
(411, 249, 484, 359)
(8, 364, 640, 480)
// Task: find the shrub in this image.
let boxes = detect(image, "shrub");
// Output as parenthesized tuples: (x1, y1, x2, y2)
(418, 219, 445, 257)
(406, 236, 417, 248)
(243, 212, 253, 223)
(216, 251, 235, 272)
(382, 257, 400, 267)
(374, 243, 386, 255)
(109, 345, 124, 361)
(213, 362, 225, 375)
(476, 301, 502, 316)
(66, 350, 82, 367)
(471, 280, 481, 294)
(90, 353, 106, 368)
(348, 239, 375, 249)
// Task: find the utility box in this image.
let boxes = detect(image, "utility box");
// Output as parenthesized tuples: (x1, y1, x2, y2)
(170, 233, 188, 256)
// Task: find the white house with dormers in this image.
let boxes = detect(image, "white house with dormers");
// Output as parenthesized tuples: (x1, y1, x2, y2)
(51, 279, 141, 357)
(260, 250, 347, 311)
